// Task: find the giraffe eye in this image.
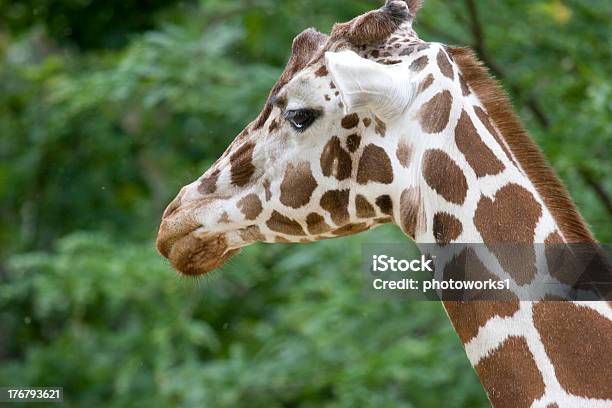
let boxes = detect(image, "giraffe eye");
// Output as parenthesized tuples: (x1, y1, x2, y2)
(285, 109, 320, 132)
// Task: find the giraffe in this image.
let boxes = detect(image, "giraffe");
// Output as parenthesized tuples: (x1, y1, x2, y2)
(156, 1, 612, 406)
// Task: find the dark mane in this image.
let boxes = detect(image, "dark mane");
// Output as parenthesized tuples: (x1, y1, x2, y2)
(449, 47, 595, 243)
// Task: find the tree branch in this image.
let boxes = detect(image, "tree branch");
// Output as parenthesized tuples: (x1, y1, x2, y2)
(578, 168, 612, 215)
(462, 0, 611, 218)
(464, 0, 551, 128)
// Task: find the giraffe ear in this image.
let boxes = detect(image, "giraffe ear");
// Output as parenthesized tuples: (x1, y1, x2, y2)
(325, 50, 417, 120)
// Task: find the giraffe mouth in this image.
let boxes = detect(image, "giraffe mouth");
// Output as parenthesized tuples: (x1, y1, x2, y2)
(156, 214, 241, 276)
(162, 232, 241, 276)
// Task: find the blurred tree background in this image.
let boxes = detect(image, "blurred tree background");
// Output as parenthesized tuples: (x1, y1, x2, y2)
(0, 0, 610, 406)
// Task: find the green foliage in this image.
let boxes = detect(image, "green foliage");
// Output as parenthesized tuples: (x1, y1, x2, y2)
(0, 0, 610, 406)
(0, 0, 185, 50)
(0, 230, 487, 407)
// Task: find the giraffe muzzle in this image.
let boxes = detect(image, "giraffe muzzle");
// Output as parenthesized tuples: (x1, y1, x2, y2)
(157, 209, 240, 275)
(164, 232, 240, 276)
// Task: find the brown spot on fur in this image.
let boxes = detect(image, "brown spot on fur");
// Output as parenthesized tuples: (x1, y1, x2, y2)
(356, 194, 376, 218)
(320, 136, 353, 180)
(418, 73, 434, 93)
(396, 141, 412, 168)
(436, 48, 454, 79)
(253, 104, 273, 132)
(422, 149, 468, 205)
(459, 74, 470, 96)
(357, 144, 394, 184)
(314, 64, 328, 77)
(418, 90, 453, 133)
(473, 105, 517, 167)
(320, 189, 350, 225)
(474, 336, 545, 407)
(455, 110, 505, 177)
(272, 95, 287, 111)
(409, 55, 428, 71)
(230, 142, 256, 187)
(543, 231, 580, 286)
(449, 47, 594, 244)
(263, 178, 272, 201)
(442, 248, 517, 301)
(371, 50, 380, 58)
(266, 211, 306, 236)
(433, 212, 462, 244)
(363, 117, 372, 127)
(346, 134, 361, 153)
(374, 116, 386, 137)
(268, 118, 279, 133)
(399, 187, 421, 237)
(239, 225, 265, 242)
(275, 235, 291, 243)
(324, 94, 331, 101)
(533, 302, 612, 399)
(544, 230, 562, 245)
(218, 212, 230, 224)
(444, 299, 520, 344)
(332, 222, 369, 236)
(381, 59, 402, 65)
(474, 184, 542, 285)
(198, 169, 220, 194)
(374, 216, 392, 224)
(399, 45, 415, 56)
(237, 194, 263, 221)
(280, 161, 318, 208)
(306, 213, 332, 235)
(375, 195, 393, 216)
(341, 113, 360, 129)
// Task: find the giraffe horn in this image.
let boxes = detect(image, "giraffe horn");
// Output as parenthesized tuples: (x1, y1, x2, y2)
(386, 0, 422, 19)
(330, 1, 410, 45)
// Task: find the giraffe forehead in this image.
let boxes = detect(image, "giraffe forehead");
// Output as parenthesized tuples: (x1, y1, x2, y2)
(279, 67, 332, 108)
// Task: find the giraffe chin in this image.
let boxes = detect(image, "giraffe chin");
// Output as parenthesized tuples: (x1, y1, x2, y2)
(166, 233, 240, 276)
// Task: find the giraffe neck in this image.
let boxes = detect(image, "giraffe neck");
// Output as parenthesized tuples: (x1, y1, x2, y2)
(387, 43, 612, 407)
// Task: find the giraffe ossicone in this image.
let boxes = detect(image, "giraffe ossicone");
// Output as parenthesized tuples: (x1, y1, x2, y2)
(156, 1, 611, 406)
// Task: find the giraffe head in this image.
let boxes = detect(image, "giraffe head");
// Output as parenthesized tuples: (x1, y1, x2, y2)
(157, 0, 431, 275)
